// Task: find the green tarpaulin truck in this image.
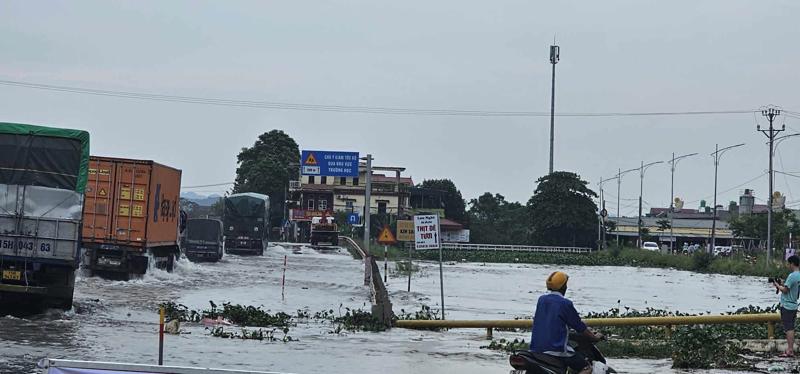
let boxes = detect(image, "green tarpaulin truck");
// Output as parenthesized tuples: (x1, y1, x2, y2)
(0, 122, 90, 310)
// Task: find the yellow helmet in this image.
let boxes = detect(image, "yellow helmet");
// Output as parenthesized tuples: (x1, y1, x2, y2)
(546, 271, 569, 291)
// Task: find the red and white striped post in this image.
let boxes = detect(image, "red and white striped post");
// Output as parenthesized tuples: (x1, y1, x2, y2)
(281, 255, 288, 301)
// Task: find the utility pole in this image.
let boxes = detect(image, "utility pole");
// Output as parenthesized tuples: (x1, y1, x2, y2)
(599, 176, 617, 250)
(363, 154, 373, 253)
(616, 167, 639, 247)
(668, 152, 697, 252)
(758, 107, 783, 265)
(548, 44, 559, 174)
(710, 143, 745, 252)
(638, 161, 663, 248)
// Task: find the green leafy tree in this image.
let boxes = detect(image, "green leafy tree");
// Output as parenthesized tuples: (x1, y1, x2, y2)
(420, 179, 467, 224)
(527, 171, 598, 247)
(656, 219, 671, 232)
(729, 210, 800, 250)
(467, 193, 529, 244)
(233, 130, 300, 228)
(209, 197, 224, 217)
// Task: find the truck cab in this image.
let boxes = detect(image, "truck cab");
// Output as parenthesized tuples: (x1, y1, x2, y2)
(182, 218, 223, 262)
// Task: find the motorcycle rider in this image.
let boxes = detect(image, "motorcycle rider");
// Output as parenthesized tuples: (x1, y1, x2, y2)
(531, 271, 603, 374)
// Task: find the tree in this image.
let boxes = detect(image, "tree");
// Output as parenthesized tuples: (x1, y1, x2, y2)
(179, 198, 200, 215)
(527, 171, 598, 247)
(656, 219, 671, 232)
(467, 193, 529, 244)
(420, 179, 467, 224)
(209, 197, 224, 217)
(234, 130, 300, 228)
(729, 211, 800, 250)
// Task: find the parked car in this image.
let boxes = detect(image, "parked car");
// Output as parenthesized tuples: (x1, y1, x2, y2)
(713, 246, 732, 257)
(641, 242, 660, 251)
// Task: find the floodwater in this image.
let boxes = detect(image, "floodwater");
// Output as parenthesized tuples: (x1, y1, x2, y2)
(0, 245, 779, 374)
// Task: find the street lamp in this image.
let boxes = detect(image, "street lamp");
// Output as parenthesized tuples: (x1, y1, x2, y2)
(616, 167, 639, 247)
(638, 161, 664, 248)
(772, 133, 800, 156)
(710, 143, 745, 252)
(667, 152, 698, 252)
(763, 133, 800, 258)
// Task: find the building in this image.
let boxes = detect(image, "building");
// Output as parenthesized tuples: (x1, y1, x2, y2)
(608, 216, 735, 247)
(287, 164, 414, 240)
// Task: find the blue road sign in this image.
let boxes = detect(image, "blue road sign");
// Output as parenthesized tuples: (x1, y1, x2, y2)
(301, 150, 359, 177)
(347, 212, 360, 225)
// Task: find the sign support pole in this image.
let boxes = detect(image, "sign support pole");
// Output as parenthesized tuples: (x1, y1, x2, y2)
(438, 236, 445, 320)
(158, 307, 165, 365)
(384, 245, 388, 283)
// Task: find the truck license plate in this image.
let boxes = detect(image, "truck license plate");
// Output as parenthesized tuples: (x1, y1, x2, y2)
(2, 270, 21, 281)
(509, 371, 526, 374)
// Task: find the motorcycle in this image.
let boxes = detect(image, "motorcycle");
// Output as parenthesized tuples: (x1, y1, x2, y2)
(508, 333, 616, 374)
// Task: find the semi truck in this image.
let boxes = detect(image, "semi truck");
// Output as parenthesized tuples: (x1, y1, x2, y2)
(182, 217, 224, 262)
(82, 156, 182, 279)
(310, 216, 339, 246)
(223, 193, 269, 255)
(0, 123, 90, 310)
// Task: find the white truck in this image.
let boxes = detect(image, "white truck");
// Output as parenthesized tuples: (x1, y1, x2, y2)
(310, 216, 338, 246)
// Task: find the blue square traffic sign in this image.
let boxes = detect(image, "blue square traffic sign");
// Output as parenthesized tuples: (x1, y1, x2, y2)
(301, 150, 360, 177)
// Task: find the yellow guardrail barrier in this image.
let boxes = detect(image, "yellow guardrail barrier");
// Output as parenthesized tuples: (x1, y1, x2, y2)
(394, 313, 782, 339)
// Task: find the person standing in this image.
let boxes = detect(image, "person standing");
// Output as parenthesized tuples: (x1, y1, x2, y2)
(774, 255, 800, 357)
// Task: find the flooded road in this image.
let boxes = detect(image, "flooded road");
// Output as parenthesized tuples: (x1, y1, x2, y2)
(0, 245, 777, 373)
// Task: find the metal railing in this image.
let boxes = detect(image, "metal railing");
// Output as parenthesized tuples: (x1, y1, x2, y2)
(438, 242, 592, 253)
(395, 313, 782, 339)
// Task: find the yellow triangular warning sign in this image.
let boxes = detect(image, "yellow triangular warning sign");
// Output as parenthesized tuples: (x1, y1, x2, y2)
(305, 152, 318, 165)
(377, 226, 397, 244)
(98, 188, 107, 197)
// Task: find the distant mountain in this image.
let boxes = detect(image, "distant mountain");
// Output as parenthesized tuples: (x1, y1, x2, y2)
(181, 192, 222, 207)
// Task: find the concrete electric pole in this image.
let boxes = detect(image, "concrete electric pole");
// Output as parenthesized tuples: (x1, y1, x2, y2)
(362, 154, 373, 253)
(758, 107, 783, 265)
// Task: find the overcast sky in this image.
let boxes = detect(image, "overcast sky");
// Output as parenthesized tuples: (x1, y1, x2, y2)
(1, 1, 799, 216)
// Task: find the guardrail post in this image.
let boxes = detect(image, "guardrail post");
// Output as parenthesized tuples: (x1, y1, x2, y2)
(486, 327, 493, 340)
(665, 325, 672, 339)
(768, 321, 775, 339)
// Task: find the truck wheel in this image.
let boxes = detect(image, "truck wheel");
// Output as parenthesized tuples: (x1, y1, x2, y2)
(166, 255, 175, 272)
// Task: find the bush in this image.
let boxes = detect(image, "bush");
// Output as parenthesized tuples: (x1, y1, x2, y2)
(671, 327, 746, 369)
(409, 247, 782, 278)
(691, 251, 714, 272)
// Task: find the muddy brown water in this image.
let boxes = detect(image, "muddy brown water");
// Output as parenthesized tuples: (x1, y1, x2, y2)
(0, 245, 777, 373)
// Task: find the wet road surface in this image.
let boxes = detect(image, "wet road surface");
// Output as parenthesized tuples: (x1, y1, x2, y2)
(0, 245, 776, 373)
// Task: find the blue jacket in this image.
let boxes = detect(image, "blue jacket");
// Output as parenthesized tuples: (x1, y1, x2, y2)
(530, 292, 587, 354)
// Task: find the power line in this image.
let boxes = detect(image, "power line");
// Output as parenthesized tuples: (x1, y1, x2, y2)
(0, 79, 762, 118)
(684, 172, 768, 205)
(182, 182, 235, 189)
